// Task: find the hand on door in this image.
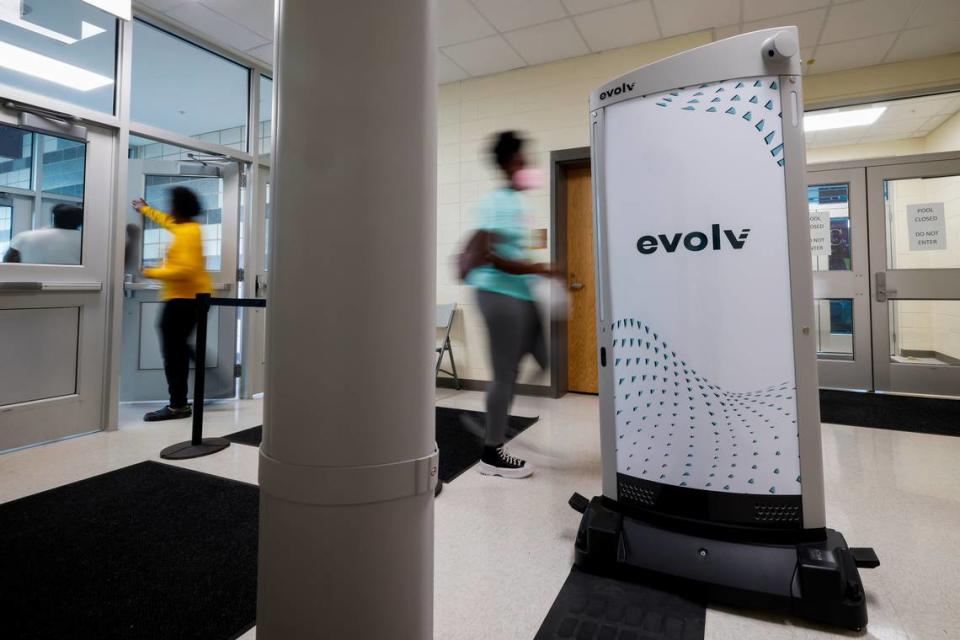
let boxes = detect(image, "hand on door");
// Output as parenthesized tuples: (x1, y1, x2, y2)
(131, 197, 147, 213)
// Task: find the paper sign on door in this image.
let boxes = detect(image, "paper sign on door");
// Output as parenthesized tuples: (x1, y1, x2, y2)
(809, 209, 830, 255)
(907, 202, 946, 251)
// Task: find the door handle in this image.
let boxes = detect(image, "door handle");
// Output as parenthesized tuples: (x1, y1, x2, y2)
(875, 272, 897, 302)
(255, 274, 268, 297)
(570, 282, 584, 291)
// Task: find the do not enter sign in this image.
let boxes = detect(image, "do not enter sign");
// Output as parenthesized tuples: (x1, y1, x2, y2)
(906, 202, 946, 251)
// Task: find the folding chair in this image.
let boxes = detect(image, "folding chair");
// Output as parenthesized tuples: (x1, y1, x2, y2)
(435, 303, 460, 389)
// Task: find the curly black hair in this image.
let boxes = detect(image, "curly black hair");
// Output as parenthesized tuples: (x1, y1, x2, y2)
(171, 186, 202, 220)
(491, 130, 524, 172)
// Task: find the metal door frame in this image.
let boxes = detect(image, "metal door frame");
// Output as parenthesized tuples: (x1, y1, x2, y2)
(867, 155, 960, 396)
(0, 108, 116, 451)
(805, 167, 872, 390)
(240, 163, 269, 398)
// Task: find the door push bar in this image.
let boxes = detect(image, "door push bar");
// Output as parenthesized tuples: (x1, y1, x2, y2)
(160, 293, 267, 460)
(875, 272, 897, 302)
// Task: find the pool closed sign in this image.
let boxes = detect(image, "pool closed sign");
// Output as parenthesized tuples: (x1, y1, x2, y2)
(907, 202, 946, 251)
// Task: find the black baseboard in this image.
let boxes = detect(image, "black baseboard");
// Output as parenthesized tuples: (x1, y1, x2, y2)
(436, 376, 555, 398)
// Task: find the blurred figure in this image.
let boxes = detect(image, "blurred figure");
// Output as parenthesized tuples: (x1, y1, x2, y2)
(3, 204, 82, 264)
(132, 187, 212, 422)
(466, 131, 553, 479)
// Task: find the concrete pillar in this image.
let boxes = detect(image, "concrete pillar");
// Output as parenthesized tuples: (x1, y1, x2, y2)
(256, 1, 437, 637)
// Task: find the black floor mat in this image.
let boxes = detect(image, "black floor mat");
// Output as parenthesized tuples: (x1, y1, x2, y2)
(820, 389, 960, 437)
(0, 461, 258, 640)
(224, 406, 539, 483)
(535, 566, 706, 640)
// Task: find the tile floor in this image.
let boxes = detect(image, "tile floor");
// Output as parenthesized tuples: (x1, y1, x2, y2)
(1, 390, 958, 639)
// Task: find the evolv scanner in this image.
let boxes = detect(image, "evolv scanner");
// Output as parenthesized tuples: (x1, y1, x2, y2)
(569, 27, 879, 630)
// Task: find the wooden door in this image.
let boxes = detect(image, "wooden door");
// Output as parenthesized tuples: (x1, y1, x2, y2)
(565, 164, 598, 393)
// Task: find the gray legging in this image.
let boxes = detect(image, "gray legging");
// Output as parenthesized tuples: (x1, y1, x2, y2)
(477, 289, 547, 447)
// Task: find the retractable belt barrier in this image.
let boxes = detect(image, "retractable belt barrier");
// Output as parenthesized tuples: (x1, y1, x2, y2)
(160, 293, 267, 460)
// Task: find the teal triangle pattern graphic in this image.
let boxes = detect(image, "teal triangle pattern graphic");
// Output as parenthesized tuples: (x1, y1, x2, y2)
(610, 318, 801, 495)
(655, 76, 785, 168)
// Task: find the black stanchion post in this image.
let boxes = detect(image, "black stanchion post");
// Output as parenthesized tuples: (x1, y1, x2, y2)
(191, 293, 209, 445)
(160, 292, 232, 460)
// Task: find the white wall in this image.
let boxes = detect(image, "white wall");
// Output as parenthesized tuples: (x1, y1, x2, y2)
(436, 31, 711, 387)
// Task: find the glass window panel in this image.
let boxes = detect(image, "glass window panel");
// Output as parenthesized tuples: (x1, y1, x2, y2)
(885, 175, 960, 269)
(0, 122, 85, 265)
(41, 135, 86, 197)
(259, 75, 272, 157)
(0, 201, 12, 255)
(132, 20, 249, 151)
(815, 298, 853, 360)
(0, 1, 117, 113)
(141, 174, 224, 272)
(889, 300, 960, 366)
(264, 179, 270, 271)
(0, 126, 33, 189)
(808, 183, 852, 272)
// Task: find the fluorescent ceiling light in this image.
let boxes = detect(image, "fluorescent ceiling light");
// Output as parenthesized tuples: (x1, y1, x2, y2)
(804, 107, 886, 132)
(0, 41, 114, 91)
(82, 0, 131, 21)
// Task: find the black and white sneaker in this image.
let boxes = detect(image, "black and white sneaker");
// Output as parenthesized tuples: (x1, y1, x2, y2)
(143, 405, 192, 422)
(477, 446, 533, 479)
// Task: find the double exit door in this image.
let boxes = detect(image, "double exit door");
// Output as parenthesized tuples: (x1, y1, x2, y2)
(808, 152, 960, 396)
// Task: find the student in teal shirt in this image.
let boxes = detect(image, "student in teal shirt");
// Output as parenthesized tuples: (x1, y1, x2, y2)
(470, 131, 554, 479)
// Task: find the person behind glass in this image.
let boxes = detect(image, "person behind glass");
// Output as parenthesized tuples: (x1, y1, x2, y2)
(132, 187, 212, 422)
(467, 131, 553, 479)
(3, 204, 83, 264)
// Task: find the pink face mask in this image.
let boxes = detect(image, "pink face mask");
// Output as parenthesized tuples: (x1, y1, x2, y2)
(513, 168, 544, 191)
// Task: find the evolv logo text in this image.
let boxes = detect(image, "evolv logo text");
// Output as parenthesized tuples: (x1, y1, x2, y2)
(637, 224, 751, 254)
(599, 82, 635, 101)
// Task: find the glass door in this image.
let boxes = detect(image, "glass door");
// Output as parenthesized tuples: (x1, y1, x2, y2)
(120, 143, 241, 403)
(806, 167, 872, 390)
(0, 111, 114, 451)
(868, 157, 960, 396)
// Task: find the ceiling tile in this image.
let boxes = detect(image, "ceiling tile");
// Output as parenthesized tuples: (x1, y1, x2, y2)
(742, 8, 827, 49)
(561, 0, 633, 15)
(437, 0, 497, 47)
(934, 95, 960, 116)
(441, 35, 526, 76)
(868, 115, 931, 137)
(923, 113, 952, 132)
(742, 0, 829, 22)
(908, 0, 960, 28)
(808, 33, 897, 74)
(472, 0, 567, 31)
(247, 43, 273, 65)
(574, 1, 660, 52)
(886, 22, 960, 61)
(820, 0, 919, 44)
(166, 2, 269, 50)
(200, 0, 274, 39)
(653, 0, 739, 38)
(438, 52, 470, 83)
(504, 19, 590, 66)
(883, 94, 960, 120)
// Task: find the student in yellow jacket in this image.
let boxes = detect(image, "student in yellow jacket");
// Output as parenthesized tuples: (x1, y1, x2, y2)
(132, 187, 212, 422)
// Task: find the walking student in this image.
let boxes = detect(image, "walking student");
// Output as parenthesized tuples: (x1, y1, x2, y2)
(132, 187, 212, 422)
(466, 131, 554, 479)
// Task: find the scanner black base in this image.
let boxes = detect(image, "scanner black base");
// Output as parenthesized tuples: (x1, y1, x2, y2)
(569, 494, 877, 631)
